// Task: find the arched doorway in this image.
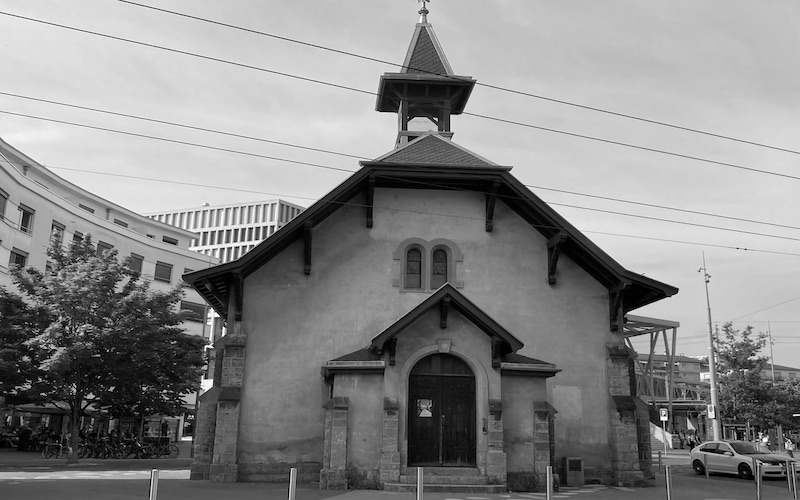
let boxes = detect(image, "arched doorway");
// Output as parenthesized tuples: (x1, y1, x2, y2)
(407, 353, 476, 466)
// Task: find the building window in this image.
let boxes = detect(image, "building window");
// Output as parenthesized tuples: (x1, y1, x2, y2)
(179, 301, 206, 322)
(51, 221, 65, 247)
(9, 248, 28, 267)
(113, 218, 128, 228)
(0, 188, 7, 221)
(129, 253, 143, 273)
(162, 236, 178, 246)
(73, 231, 84, 244)
(430, 248, 448, 289)
(18, 204, 34, 234)
(154, 261, 173, 283)
(78, 203, 95, 214)
(394, 238, 463, 291)
(405, 248, 422, 289)
(96, 241, 113, 257)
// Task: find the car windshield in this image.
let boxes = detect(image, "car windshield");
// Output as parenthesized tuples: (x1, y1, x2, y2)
(731, 442, 772, 455)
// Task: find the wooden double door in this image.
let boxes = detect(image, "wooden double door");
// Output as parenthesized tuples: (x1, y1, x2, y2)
(407, 354, 476, 466)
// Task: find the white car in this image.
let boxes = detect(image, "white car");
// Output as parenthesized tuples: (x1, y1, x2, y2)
(690, 440, 796, 479)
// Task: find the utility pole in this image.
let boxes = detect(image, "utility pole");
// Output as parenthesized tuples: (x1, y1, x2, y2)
(700, 252, 722, 441)
(768, 321, 775, 382)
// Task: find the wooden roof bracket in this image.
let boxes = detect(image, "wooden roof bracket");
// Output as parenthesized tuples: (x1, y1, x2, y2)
(386, 338, 397, 366)
(366, 175, 375, 228)
(440, 296, 451, 329)
(609, 282, 630, 332)
(485, 181, 501, 232)
(232, 273, 244, 322)
(547, 231, 569, 285)
(491, 336, 503, 369)
(303, 220, 312, 276)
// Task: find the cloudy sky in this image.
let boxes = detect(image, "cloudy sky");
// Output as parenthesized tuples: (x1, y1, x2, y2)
(2, 1, 799, 365)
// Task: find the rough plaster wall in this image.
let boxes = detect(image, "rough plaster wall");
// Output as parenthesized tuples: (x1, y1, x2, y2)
(236, 187, 619, 467)
(503, 376, 547, 474)
(332, 374, 383, 470)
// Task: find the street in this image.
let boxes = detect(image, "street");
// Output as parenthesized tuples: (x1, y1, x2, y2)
(1, 448, 799, 500)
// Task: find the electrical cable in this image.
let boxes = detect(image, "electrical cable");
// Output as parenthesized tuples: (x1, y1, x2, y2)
(4, 90, 799, 235)
(1, 11, 799, 183)
(2, 155, 800, 258)
(3, 108, 800, 243)
(116, 0, 800, 158)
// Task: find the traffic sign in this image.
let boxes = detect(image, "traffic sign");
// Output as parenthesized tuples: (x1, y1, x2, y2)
(707, 405, 716, 419)
(659, 408, 668, 421)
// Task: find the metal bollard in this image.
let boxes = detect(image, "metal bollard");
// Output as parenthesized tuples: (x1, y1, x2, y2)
(288, 467, 297, 500)
(704, 454, 709, 480)
(792, 461, 798, 500)
(657, 451, 663, 474)
(754, 462, 762, 500)
(416, 466, 423, 500)
(789, 462, 793, 494)
(546, 465, 553, 500)
(148, 468, 159, 500)
(665, 465, 673, 500)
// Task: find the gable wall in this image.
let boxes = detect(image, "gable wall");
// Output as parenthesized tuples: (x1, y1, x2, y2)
(237, 187, 621, 468)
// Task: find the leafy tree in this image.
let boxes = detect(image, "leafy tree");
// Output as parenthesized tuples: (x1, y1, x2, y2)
(716, 323, 780, 430)
(0, 235, 206, 461)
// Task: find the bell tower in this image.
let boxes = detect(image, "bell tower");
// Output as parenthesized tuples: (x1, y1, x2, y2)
(376, 1, 477, 147)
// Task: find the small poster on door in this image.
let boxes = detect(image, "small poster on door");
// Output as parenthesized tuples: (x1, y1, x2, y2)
(417, 399, 433, 418)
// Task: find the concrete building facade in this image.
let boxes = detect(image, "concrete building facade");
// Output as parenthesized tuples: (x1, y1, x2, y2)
(146, 200, 304, 265)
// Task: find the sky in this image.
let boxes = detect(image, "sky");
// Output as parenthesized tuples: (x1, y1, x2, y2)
(1, 1, 799, 365)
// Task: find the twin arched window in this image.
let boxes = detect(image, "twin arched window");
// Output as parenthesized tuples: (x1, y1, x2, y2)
(396, 239, 462, 292)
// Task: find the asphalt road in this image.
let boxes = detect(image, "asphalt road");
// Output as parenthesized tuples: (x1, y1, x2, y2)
(1, 447, 798, 500)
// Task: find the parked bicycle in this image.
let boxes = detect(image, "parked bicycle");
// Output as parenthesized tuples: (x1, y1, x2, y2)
(151, 439, 180, 459)
(41, 439, 64, 459)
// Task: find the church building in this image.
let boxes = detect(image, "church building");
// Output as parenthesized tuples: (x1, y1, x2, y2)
(186, 4, 678, 492)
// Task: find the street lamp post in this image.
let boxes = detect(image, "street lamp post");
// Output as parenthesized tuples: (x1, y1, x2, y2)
(700, 253, 722, 441)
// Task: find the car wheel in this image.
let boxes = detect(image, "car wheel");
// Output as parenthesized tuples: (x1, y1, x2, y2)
(692, 460, 705, 475)
(738, 463, 754, 480)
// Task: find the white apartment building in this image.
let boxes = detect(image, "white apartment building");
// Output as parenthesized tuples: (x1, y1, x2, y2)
(145, 200, 304, 265)
(0, 136, 220, 439)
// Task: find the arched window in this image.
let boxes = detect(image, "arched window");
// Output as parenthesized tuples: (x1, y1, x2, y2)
(430, 248, 448, 289)
(406, 248, 422, 289)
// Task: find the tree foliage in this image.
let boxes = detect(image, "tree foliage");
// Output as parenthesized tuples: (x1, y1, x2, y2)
(0, 235, 206, 460)
(716, 322, 800, 430)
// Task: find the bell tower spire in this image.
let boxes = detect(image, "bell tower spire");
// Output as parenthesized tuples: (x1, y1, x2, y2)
(375, 3, 477, 147)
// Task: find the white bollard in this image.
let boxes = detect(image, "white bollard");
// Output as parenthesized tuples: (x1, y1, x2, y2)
(665, 465, 673, 500)
(546, 465, 553, 500)
(288, 467, 297, 500)
(754, 462, 762, 500)
(416, 467, 423, 500)
(148, 468, 159, 500)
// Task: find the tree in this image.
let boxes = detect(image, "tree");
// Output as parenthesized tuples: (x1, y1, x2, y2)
(0, 235, 206, 461)
(715, 322, 790, 430)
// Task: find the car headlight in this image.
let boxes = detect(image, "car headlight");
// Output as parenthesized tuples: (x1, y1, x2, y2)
(756, 460, 767, 466)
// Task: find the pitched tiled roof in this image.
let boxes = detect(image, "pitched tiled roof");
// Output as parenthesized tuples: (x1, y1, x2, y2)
(378, 134, 496, 167)
(406, 27, 447, 75)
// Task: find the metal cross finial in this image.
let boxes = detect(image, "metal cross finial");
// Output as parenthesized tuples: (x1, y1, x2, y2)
(418, 0, 430, 23)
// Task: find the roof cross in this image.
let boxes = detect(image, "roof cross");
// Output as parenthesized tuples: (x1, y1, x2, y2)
(417, 0, 430, 23)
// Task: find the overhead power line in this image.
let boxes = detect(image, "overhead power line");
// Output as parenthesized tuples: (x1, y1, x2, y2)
(2, 11, 799, 183)
(0, 110, 353, 173)
(116, 0, 800, 158)
(4, 89, 798, 235)
(0, 107, 798, 247)
(2, 156, 799, 258)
